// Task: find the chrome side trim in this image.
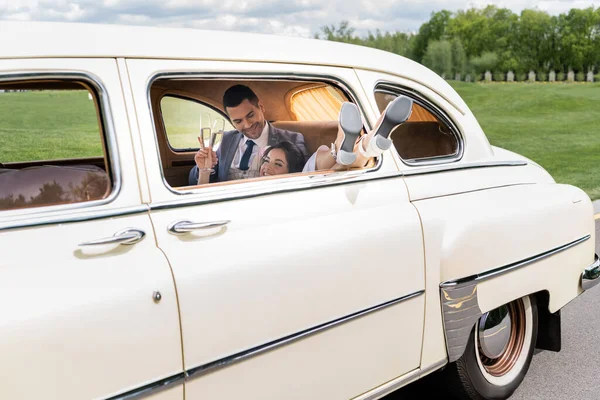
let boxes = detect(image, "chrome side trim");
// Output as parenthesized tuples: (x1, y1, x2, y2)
(351, 358, 447, 400)
(0, 71, 123, 216)
(441, 235, 590, 288)
(403, 160, 527, 177)
(439, 235, 590, 362)
(101, 291, 424, 400)
(185, 290, 424, 381)
(581, 253, 600, 290)
(0, 205, 148, 232)
(105, 372, 185, 400)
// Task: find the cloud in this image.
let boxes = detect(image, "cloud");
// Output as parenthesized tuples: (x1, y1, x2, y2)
(1, 0, 600, 37)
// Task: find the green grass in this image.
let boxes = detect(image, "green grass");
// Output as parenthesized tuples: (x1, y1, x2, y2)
(0, 90, 102, 162)
(449, 82, 600, 200)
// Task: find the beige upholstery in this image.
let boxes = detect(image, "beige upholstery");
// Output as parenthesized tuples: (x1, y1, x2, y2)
(271, 120, 339, 155)
(0, 165, 110, 210)
(391, 121, 458, 160)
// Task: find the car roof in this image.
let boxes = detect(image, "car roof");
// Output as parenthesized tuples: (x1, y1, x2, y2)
(0, 20, 468, 114)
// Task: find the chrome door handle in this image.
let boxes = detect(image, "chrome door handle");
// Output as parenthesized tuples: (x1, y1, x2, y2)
(168, 220, 230, 235)
(79, 228, 146, 246)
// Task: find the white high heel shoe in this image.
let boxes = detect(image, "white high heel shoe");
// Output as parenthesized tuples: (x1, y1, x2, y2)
(332, 102, 363, 165)
(360, 95, 413, 158)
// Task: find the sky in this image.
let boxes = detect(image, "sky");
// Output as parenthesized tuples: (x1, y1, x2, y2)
(1, 0, 600, 38)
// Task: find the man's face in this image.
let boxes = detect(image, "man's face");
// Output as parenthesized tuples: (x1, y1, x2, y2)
(226, 99, 266, 140)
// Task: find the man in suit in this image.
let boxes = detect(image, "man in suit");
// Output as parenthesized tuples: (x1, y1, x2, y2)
(188, 84, 308, 185)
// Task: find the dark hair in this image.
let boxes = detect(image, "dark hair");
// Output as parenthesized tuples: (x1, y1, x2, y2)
(222, 84, 260, 109)
(262, 141, 305, 173)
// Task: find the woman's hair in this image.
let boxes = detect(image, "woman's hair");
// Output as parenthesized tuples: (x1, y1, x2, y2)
(262, 141, 305, 173)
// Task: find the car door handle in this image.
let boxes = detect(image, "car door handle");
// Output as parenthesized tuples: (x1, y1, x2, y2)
(78, 228, 146, 246)
(168, 220, 230, 235)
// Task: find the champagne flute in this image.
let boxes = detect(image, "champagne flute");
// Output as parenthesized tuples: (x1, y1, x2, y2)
(208, 118, 225, 172)
(199, 112, 212, 170)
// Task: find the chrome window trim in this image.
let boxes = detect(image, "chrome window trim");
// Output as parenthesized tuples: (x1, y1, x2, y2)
(0, 205, 149, 232)
(101, 290, 424, 400)
(374, 81, 465, 167)
(0, 71, 122, 217)
(144, 71, 387, 199)
(439, 234, 590, 362)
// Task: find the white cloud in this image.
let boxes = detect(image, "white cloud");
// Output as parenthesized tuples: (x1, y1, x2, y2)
(1, 0, 600, 37)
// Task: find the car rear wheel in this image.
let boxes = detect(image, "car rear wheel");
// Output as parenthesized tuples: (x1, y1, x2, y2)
(444, 295, 538, 400)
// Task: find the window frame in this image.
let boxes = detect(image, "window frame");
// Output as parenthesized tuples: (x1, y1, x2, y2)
(146, 72, 391, 198)
(0, 71, 122, 216)
(374, 82, 464, 166)
(159, 94, 233, 153)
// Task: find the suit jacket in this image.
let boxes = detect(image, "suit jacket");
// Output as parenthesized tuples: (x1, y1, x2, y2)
(188, 123, 308, 185)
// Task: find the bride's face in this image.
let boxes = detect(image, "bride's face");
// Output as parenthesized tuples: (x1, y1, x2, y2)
(260, 148, 289, 176)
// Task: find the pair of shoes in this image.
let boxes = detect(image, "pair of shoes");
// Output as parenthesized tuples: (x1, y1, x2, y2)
(333, 96, 413, 165)
(359, 95, 413, 158)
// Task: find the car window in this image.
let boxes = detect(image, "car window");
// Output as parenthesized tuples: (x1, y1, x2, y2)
(161, 95, 234, 150)
(0, 80, 112, 211)
(374, 88, 460, 162)
(150, 78, 374, 190)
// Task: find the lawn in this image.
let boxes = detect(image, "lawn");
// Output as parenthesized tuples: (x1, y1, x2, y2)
(0, 90, 102, 162)
(2, 85, 600, 200)
(449, 81, 600, 200)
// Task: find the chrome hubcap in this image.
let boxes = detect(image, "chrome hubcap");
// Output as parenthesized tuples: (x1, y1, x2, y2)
(478, 305, 512, 359)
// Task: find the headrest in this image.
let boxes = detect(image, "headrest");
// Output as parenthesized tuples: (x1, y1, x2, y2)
(272, 120, 339, 155)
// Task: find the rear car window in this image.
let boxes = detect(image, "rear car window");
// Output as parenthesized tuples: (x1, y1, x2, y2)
(0, 80, 111, 211)
(374, 89, 460, 162)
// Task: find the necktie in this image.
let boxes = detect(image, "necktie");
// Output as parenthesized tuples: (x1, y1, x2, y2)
(239, 140, 256, 171)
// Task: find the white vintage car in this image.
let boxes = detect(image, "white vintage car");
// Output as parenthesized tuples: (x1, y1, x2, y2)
(0, 21, 598, 400)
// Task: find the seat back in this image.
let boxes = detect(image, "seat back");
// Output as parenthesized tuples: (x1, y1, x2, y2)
(392, 121, 458, 160)
(271, 120, 338, 155)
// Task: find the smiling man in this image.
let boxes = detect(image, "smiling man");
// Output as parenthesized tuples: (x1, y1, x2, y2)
(189, 84, 308, 185)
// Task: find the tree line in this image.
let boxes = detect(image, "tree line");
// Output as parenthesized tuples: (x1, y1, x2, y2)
(314, 6, 600, 80)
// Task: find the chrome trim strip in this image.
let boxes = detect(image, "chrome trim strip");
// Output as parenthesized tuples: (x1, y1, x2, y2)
(403, 160, 527, 177)
(581, 253, 600, 290)
(352, 359, 447, 400)
(439, 235, 590, 362)
(441, 235, 590, 288)
(0, 71, 123, 216)
(150, 170, 403, 211)
(105, 372, 185, 400)
(0, 205, 148, 232)
(185, 290, 424, 381)
(375, 82, 465, 167)
(144, 71, 388, 197)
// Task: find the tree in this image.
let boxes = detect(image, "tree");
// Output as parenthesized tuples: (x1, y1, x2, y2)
(470, 51, 499, 74)
(451, 38, 467, 76)
(422, 40, 453, 77)
(411, 10, 453, 62)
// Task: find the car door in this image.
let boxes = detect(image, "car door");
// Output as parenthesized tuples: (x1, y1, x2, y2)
(0, 59, 183, 400)
(126, 58, 426, 399)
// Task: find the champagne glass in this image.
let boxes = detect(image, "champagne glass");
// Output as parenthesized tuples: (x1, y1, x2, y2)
(197, 112, 213, 171)
(207, 118, 225, 172)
